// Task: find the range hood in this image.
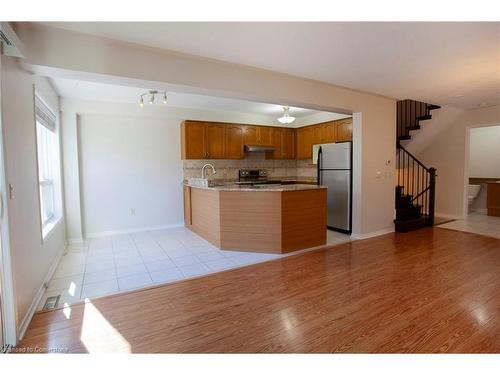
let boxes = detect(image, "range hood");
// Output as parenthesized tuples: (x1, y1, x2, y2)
(244, 144, 275, 153)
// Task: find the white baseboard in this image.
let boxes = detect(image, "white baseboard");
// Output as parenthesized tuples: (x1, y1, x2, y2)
(85, 222, 185, 239)
(470, 208, 487, 214)
(17, 242, 66, 341)
(350, 227, 394, 240)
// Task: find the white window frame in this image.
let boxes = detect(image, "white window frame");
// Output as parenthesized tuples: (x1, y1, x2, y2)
(34, 94, 62, 240)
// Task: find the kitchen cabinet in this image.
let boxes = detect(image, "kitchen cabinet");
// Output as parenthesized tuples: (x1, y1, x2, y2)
(268, 127, 295, 160)
(336, 118, 353, 142)
(181, 121, 225, 159)
(282, 128, 295, 159)
(205, 123, 226, 159)
(312, 121, 336, 144)
(181, 118, 350, 161)
(243, 125, 272, 145)
(181, 121, 206, 159)
(225, 125, 244, 159)
(320, 122, 336, 143)
(296, 126, 314, 160)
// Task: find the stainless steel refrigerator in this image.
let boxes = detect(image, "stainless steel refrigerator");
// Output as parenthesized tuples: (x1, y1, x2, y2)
(313, 142, 352, 234)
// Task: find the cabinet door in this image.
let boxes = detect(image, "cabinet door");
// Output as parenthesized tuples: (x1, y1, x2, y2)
(259, 127, 272, 145)
(282, 128, 295, 159)
(267, 127, 283, 159)
(322, 122, 336, 143)
(313, 125, 323, 145)
(336, 118, 353, 142)
(296, 127, 314, 159)
(243, 126, 259, 145)
(183, 121, 205, 159)
(225, 125, 244, 159)
(205, 123, 226, 159)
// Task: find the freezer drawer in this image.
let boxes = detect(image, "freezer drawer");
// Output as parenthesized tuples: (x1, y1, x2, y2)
(321, 170, 351, 231)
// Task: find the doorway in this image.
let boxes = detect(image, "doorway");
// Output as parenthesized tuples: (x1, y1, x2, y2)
(438, 123, 500, 239)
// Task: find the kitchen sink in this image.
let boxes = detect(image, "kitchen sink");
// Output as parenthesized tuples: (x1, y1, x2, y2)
(187, 177, 212, 187)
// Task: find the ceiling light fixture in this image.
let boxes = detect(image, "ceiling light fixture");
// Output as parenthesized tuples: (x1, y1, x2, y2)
(277, 106, 295, 124)
(139, 90, 168, 107)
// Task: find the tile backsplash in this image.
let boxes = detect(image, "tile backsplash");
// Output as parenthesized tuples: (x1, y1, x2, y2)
(183, 153, 316, 181)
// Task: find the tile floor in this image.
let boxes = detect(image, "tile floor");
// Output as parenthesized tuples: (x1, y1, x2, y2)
(39, 227, 350, 310)
(437, 212, 500, 239)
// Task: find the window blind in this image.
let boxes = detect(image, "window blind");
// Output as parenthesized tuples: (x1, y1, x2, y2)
(35, 95, 56, 132)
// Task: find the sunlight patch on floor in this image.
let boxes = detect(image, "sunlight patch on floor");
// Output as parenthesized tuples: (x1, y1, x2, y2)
(80, 299, 131, 353)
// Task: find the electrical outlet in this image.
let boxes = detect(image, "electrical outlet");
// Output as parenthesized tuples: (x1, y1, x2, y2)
(130, 208, 136, 215)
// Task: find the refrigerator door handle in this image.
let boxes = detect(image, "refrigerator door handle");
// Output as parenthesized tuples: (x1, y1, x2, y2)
(317, 146, 322, 185)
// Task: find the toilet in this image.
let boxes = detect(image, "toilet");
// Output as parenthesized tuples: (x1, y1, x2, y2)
(468, 184, 481, 205)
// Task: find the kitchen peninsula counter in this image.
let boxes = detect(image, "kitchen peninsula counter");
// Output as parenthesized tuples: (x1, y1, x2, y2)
(183, 183, 327, 253)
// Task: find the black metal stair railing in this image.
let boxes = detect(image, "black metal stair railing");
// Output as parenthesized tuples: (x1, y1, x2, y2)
(396, 143, 436, 225)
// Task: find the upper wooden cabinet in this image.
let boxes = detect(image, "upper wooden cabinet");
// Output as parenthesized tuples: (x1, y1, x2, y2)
(268, 127, 295, 160)
(181, 121, 206, 159)
(225, 125, 245, 159)
(243, 125, 272, 145)
(181, 121, 226, 159)
(296, 126, 314, 160)
(205, 123, 226, 159)
(181, 118, 351, 160)
(336, 118, 353, 142)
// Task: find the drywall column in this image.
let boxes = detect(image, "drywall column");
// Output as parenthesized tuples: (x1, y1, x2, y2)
(61, 111, 83, 243)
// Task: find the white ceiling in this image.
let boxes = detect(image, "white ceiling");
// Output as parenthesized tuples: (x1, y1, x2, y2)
(40, 22, 500, 108)
(49, 77, 322, 118)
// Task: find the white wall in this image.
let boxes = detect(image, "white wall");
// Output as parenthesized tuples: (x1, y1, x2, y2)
(0, 56, 66, 339)
(18, 23, 397, 237)
(469, 125, 500, 178)
(78, 114, 183, 236)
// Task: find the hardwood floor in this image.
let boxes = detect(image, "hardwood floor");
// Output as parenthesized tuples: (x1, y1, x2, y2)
(17, 228, 500, 353)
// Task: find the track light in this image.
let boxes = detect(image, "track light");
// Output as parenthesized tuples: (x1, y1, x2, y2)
(139, 90, 168, 107)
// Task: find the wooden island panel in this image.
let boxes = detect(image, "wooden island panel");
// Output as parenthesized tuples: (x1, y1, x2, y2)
(219, 191, 282, 252)
(187, 186, 327, 253)
(190, 187, 221, 247)
(281, 189, 327, 252)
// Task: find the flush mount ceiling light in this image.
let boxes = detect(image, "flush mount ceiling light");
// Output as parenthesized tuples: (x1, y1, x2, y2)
(277, 106, 296, 124)
(139, 90, 168, 107)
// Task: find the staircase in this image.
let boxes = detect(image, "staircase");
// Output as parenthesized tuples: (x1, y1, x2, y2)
(395, 100, 439, 232)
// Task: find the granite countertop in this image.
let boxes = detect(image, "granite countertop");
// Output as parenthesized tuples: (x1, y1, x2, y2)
(185, 182, 326, 192)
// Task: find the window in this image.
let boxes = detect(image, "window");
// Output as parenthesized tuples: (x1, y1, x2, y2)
(35, 95, 61, 237)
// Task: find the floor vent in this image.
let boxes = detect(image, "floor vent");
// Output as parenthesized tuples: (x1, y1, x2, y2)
(42, 295, 60, 311)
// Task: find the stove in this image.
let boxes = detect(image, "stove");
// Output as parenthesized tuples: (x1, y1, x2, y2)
(235, 169, 281, 185)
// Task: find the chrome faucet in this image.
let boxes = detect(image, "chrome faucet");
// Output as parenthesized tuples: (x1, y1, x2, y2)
(201, 163, 217, 179)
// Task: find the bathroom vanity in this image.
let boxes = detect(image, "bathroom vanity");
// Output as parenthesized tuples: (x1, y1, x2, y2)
(487, 182, 500, 217)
